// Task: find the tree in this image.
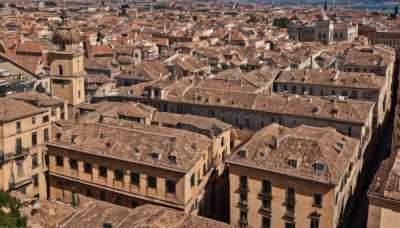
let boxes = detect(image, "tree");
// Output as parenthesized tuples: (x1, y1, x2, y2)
(96, 31, 105, 42)
(0, 190, 27, 227)
(290, 15, 300, 21)
(192, 15, 198, 22)
(247, 15, 258, 24)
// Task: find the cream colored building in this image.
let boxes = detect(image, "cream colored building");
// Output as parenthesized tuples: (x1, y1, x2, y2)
(47, 121, 229, 215)
(226, 123, 362, 228)
(0, 98, 51, 199)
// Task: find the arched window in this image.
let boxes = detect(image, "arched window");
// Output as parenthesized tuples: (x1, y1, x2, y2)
(60, 41, 66, 50)
(58, 65, 63, 75)
(78, 90, 81, 98)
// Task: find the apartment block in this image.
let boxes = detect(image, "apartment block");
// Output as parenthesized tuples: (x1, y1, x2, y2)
(226, 124, 362, 228)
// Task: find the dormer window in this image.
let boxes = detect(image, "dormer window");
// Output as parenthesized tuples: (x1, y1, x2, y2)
(314, 163, 325, 172)
(332, 108, 338, 114)
(128, 90, 133, 95)
(151, 152, 159, 160)
(169, 155, 177, 164)
(288, 159, 297, 168)
(238, 150, 247, 159)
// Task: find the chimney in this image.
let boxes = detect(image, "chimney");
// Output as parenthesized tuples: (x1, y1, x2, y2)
(271, 135, 278, 150)
(208, 130, 214, 140)
(71, 134, 78, 144)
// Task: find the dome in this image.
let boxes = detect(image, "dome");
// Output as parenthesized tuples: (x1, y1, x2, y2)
(52, 9, 81, 45)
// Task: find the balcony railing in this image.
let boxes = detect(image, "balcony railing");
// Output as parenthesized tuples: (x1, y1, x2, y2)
(0, 148, 29, 164)
(239, 184, 249, 192)
(285, 210, 295, 218)
(286, 195, 296, 203)
(258, 191, 273, 198)
(238, 199, 248, 207)
(259, 206, 272, 213)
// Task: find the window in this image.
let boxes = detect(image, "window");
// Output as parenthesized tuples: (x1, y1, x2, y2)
(348, 126, 352, 137)
(151, 152, 159, 160)
(238, 150, 247, 159)
(114, 169, 124, 180)
(287, 187, 296, 201)
(286, 222, 295, 228)
(130, 172, 140, 185)
(203, 163, 207, 176)
(56, 156, 63, 167)
(78, 90, 81, 99)
(315, 163, 325, 172)
(190, 173, 195, 187)
(288, 159, 297, 168)
(44, 129, 49, 142)
(60, 41, 66, 50)
(43, 115, 49, 123)
(287, 203, 295, 216)
(262, 180, 272, 195)
(262, 199, 271, 211)
(314, 193, 322, 207)
(15, 138, 22, 155)
(86, 188, 92, 197)
(99, 166, 107, 178)
(291, 86, 297, 94)
(131, 200, 137, 208)
(16, 121, 21, 131)
(147, 176, 157, 188)
(58, 65, 63, 75)
(310, 218, 319, 228)
(239, 175, 248, 190)
(166, 180, 176, 193)
(31, 132, 37, 146)
(239, 193, 247, 204)
(51, 109, 56, 117)
(309, 87, 313, 95)
(69, 159, 78, 170)
(32, 117, 36, 124)
(83, 162, 92, 174)
(262, 217, 271, 228)
(32, 154, 38, 168)
(33, 175, 39, 188)
(240, 210, 247, 223)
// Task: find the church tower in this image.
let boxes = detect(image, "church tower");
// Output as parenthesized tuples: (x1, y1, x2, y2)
(48, 9, 85, 115)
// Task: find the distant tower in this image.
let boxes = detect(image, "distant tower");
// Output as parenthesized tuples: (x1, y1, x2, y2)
(324, 0, 327, 11)
(48, 9, 85, 116)
(395, 5, 398, 15)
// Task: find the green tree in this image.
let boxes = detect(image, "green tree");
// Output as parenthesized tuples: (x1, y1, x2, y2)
(0, 190, 27, 227)
(290, 15, 300, 21)
(192, 15, 198, 22)
(247, 15, 258, 24)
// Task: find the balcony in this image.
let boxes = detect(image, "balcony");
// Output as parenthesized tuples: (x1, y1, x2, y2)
(238, 199, 248, 207)
(258, 191, 273, 199)
(0, 148, 29, 164)
(238, 184, 249, 192)
(285, 210, 295, 219)
(9, 175, 32, 190)
(286, 196, 296, 203)
(259, 206, 272, 214)
(237, 219, 248, 227)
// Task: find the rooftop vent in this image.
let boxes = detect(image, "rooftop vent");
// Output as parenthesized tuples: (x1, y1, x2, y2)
(105, 142, 112, 148)
(332, 108, 339, 115)
(100, 133, 108, 139)
(192, 142, 198, 149)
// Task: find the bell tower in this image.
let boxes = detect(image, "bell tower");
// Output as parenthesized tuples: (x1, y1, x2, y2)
(48, 9, 85, 115)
